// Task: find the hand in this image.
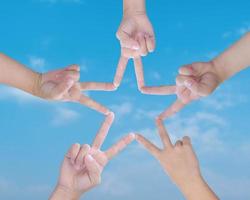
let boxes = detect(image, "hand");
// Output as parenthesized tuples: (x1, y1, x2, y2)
(37, 65, 80, 101)
(176, 61, 222, 104)
(135, 119, 218, 200)
(158, 61, 223, 120)
(51, 133, 135, 199)
(116, 12, 155, 58)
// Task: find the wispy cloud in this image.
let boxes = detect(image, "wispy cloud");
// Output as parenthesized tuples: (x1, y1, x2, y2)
(134, 108, 161, 120)
(0, 85, 42, 103)
(201, 86, 248, 110)
(110, 102, 133, 119)
(222, 22, 250, 39)
(28, 56, 46, 72)
(0, 177, 51, 198)
(52, 107, 80, 126)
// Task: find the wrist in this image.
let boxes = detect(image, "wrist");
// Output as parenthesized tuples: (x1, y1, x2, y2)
(210, 58, 228, 84)
(51, 184, 82, 200)
(179, 175, 218, 200)
(123, 0, 146, 17)
(32, 72, 43, 98)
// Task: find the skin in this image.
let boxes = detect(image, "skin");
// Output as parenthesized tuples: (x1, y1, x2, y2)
(117, 0, 155, 58)
(0, 53, 118, 135)
(49, 133, 135, 200)
(158, 32, 250, 119)
(135, 118, 219, 200)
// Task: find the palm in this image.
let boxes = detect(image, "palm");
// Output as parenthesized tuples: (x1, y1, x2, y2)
(39, 65, 80, 100)
(59, 149, 107, 193)
(120, 14, 154, 37)
(57, 133, 135, 196)
(177, 62, 220, 104)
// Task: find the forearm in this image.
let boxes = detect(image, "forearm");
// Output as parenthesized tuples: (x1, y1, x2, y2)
(212, 32, 250, 82)
(0, 53, 41, 96)
(49, 185, 81, 200)
(123, 0, 146, 16)
(180, 176, 219, 200)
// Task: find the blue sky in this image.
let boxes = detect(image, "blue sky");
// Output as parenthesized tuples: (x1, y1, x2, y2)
(0, 0, 250, 199)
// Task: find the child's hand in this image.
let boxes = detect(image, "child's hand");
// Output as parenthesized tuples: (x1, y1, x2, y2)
(175, 61, 222, 104)
(116, 13, 155, 58)
(37, 65, 80, 101)
(136, 119, 218, 200)
(50, 133, 135, 200)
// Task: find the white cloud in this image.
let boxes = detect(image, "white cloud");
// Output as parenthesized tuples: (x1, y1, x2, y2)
(110, 102, 133, 119)
(28, 56, 46, 72)
(0, 85, 42, 103)
(222, 22, 250, 39)
(134, 108, 161, 120)
(52, 107, 80, 126)
(0, 177, 51, 198)
(201, 86, 248, 110)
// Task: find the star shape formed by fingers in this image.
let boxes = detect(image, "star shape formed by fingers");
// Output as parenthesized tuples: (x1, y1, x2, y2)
(67, 55, 183, 153)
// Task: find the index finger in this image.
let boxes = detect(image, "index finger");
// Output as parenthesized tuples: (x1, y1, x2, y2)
(158, 99, 187, 120)
(105, 133, 135, 160)
(92, 112, 115, 149)
(155, 118, 173, 149)
(113, 56, 129, 87)
(78, 94, 110, 115)
(133, 57, 145, 89)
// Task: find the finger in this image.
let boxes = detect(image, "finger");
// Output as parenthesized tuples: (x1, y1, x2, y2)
(179, 62, 208, 76)
(145, 34, 155, 53)
(85, 154, 102, 185)
(68, 84, 81, 100)
(174, 140, 183, 147)
(135, 134, 161, 158)
(182, 136, 191, 146)
(51, 79, 74, 99)
(116, 30, 140, 50)
(65, 143, 81, 165)
(78, 94, 110, 115)
(184, 78, 213, 97)
(92, 112, 115, 149)
(137, 33, 148, 56)
(133, 57, 145, 90)
(75, 144, 90, 169)
(63, 70, 80, 82)
(176, 74, 194, 86)
(80, 82, 116, 91)
(121, 48, 140, 58)
(140, 86, 176, 95)
(113, 56, 128, 87)
(155, 118, 173, 148)
(158, 99, 187, 120)
(65, 64, 80, 72)
(177, 86, 192, 104)
(105, 133, 135, 160)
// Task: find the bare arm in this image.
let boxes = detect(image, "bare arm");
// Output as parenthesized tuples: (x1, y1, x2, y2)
(136, 119, 219, 200)
(212, 32, 250, 82)
(0, 53, 41, 96)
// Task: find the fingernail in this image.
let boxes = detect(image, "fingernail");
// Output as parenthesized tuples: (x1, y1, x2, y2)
(184, 80, 193, 88)
(132, 45, 140, 50)
(129, 133, 136, 139)
(86, 154, 94, 161)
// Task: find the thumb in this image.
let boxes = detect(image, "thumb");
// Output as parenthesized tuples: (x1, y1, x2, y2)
(117, 30, 140, 50)
(184, 78, 213, 97)
(85, 154, 102, 185)
(179, 62, 207, 76)
(51, 79, 74, 99)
